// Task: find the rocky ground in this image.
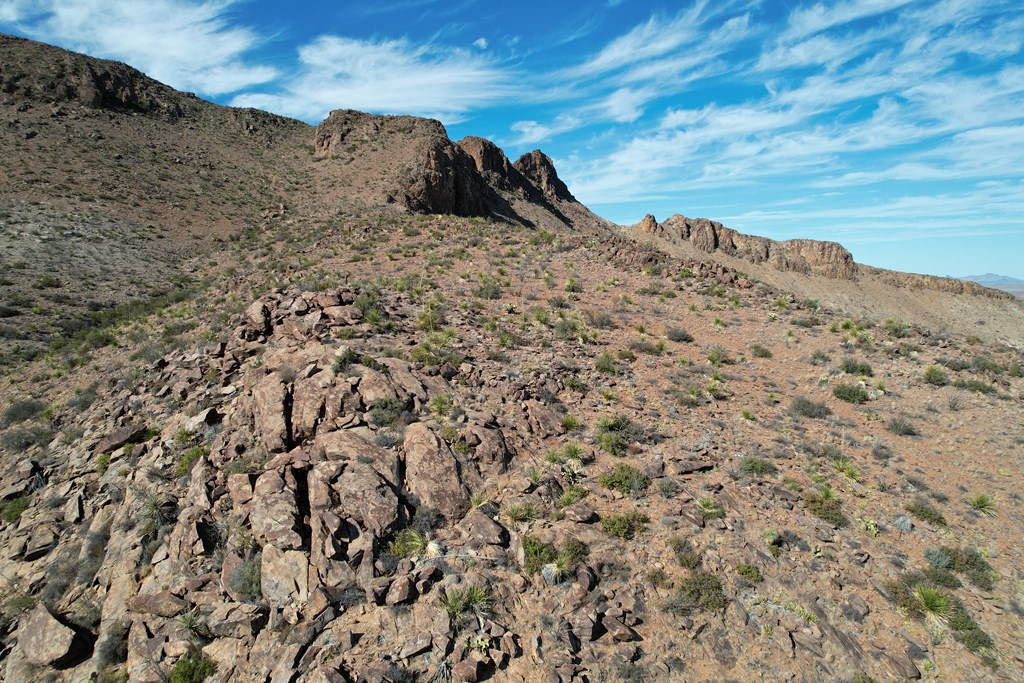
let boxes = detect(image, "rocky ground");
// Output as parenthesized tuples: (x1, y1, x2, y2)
(1, 32, 1024, 683)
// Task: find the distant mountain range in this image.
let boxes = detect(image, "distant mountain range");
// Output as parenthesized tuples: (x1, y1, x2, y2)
(957, 273, 1024, 296)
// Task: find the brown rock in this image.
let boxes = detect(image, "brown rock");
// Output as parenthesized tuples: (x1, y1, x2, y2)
(261, 544, 309, 608)
(19, 604, 77, 666)
(253, 375, 290, 453)
(94, 424, 147, 454)
(403, 423, 469, 519)
(250, 470, 302, 549)
(385, 575, 417, 605)
(126, 591, 187, 617)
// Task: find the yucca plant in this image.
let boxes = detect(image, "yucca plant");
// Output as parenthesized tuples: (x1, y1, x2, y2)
(967, 494, 996, 516)
(913, 584, 952, 625)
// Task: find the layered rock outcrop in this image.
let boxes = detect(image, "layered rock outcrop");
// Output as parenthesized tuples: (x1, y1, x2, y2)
(638, 213, 858, 279)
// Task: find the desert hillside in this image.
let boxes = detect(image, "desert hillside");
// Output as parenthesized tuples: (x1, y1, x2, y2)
(1, 34, 1023, 683)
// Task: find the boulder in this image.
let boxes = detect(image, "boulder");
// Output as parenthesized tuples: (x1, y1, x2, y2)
(18, 604, 77, 666)
(250, 470, 302, 549)
(253, 375, 290, 453)
(403, 423, 469, 520)
(261, 544, 309, 608)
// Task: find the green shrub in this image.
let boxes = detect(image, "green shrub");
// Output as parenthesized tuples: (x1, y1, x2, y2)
(439, 585, 490, 628)
(664, 570, 728, 615)
(697, 496, 725, 520)
(750, 344, 772, 358)
(601, 511, 648, 540)
(833, 383, 869, 404)
(789, 397, 831, 418)
(175, 447, 209, 477)
(97, 453, 111, 475)
(169, 649, 216, 683)
(598, 464, 650, 496)
(428, 393, 455, 418)
(840, 358, 873, 376)
(666, 327, 693, 343)
(595, 415, 644, 456)
(504, 502, 539, 524)
(556, 486, 587, 508)
(368, 397, 406, 426)
(804, 489, 848, 527)
(923, 365, 949, 386)
(887, 416, 919, 436)
(953, 378, 996, 394)
(905, 497, 946, 526)
(522, 535, 558, 574)
(669, 537, 702, 569)
(740, 456, 777, 477)
(736, 563, 763, 583)
(0, 496, 29, 524)
(595, 352, 620, 375)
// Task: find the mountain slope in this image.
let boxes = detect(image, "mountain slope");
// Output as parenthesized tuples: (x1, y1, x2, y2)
(1, 34, 1023, 683)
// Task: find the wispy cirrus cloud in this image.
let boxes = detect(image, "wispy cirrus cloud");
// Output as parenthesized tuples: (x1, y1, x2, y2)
(0, 0, 276, 94)
(231, 36, 516, 124)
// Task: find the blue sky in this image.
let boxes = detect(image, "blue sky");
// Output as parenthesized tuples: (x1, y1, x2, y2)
(2, 0, 1023, 278)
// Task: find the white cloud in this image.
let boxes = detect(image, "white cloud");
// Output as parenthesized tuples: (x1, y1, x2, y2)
(2, 0, 276, 95)
(231, 35, 515, 124)
(780, 0, 913, 41)
(473, 37, 488, 49)
(510, 114, 582, 145)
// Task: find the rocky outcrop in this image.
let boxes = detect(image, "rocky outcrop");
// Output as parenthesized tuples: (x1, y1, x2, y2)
(18, 605, 80, 666)
(514, 149, 577, 203)
(638, 214, 858, 279)
(0, 34, 188, 120)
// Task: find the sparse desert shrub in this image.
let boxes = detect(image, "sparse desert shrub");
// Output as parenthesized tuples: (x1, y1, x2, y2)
(810, 350, 831, 365)
(595, 415, 644, 456)
(953, 378, 996, 394)
(0, 496, 29, 524)
(666, 327, 693, 343)
(706, 345, 731, 366)
(1, 398, 46, 427)
(840, 358, 873, 376)
(439, 585, 490, 628)
(504, 502, 539, 524)
(522, 535, 558, 574)
(595, 352, 620, 375)
(696, 496, 724, 520)
(598, 464, 650, 496)
(833, 383, 869, 404)
(664, 570, 728, 615)
(669, 537, 702, 569)
(905, 497, 946, 526)
(740, 456, 777, 477)
(0, 425, 52, 452)
(736, 563, 763, 583)
(923, 365, 949, 386)
(750, 344, 772, 358)
(175, 446, 209, 477)
(887, 416, 919, 436)
(804, 488, 848, 527)
(368, 397, 407, 426)
(584, 309, 615, 329)
(428, 393, 455, 418)
(227, 555, 262, 603)
(789, 396, 832, 418)
(169, 648, 216, 683)
(601, 511, 648, 540)
(556, 486, 587, 508)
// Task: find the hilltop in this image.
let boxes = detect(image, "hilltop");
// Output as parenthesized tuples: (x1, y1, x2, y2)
(1, 34, 1024, 683)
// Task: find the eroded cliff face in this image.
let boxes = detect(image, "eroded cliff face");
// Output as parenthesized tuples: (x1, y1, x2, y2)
(638, 214, 858, 280)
